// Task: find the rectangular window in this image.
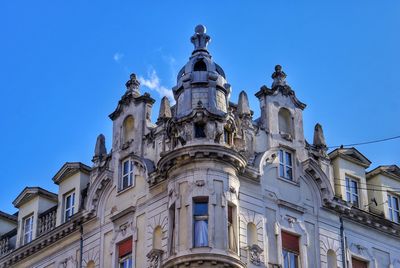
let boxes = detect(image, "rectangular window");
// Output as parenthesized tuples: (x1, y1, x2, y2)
(388, 193, 400, 223)
(121, 159, 134, 190)
(118, 238, 133, 268)
(352, 258, 368, 268)
(64, 191, 75, 222)
(282, 231, 300, 268)
(345, 177, 359, 207)
(279, 149, 293, 180)
(23, 215, 34, 245)
(193, 199, 208, 247)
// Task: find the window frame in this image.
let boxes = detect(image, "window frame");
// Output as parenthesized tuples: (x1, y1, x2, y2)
(117, 237, 133, 268)
(64, 190, 76, 222)
(120, 158, 134, 191)
(23, 214, 34, 245)
(278, 149, 294, 181)
(388, 193, 400, 223)
(193, 197, 209, 248)
(281, 231, 300, 268)
(345, 177, 360, 208)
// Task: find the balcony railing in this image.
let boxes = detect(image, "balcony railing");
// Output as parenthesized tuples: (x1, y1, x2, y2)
(0, 229, 17, 257)
(37, 206, 57, 236)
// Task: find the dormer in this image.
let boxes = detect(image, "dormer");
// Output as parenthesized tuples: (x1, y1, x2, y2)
(329, 147, 371, 209)
(366, 165, 400, 222)
(12, 187, 57, 247)
(52, 162, 91, 226)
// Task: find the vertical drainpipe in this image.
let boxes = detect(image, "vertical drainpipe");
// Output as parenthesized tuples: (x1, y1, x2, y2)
(340, 216, 346, 268)
(80, 224, 83, 268)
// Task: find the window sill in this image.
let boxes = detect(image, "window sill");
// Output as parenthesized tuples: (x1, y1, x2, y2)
(117, 185, 134, 196)
(277, 176, 299, 187)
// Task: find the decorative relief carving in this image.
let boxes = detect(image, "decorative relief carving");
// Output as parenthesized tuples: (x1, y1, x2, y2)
(147, 249, 164, 268)
(246, 244, 263, 266)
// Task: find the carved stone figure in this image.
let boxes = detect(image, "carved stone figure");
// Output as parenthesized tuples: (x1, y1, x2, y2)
(271, 65, 287, 88)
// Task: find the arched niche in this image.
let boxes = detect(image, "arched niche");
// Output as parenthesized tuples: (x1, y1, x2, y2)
(247, 222, 257, 246)
(122, 115, 135, 144)
(86, 260, 95, 268)
(327, 249, 337, 268)
(153, 225, 163, 250)
(278, 108, 293, 136)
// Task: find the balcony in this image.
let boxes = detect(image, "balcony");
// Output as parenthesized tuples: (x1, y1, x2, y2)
(37, 206, 57, 236)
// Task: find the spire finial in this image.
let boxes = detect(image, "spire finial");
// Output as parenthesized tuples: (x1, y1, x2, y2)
(190, 25, 211, 53)
(313, 123, 327, 150)
(158, 96, 172, 122)
(271, 65, 287, 89)
(238, 90, 251, 116)
(125, 73, 140, 94)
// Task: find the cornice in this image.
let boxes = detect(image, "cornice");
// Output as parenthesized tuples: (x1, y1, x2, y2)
(0, 211, 95, 267)
(109, 92, 155, 121)
(52, 162, 91, 185)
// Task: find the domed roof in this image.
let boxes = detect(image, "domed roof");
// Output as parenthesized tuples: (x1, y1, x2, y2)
(175, 25, 227, 84)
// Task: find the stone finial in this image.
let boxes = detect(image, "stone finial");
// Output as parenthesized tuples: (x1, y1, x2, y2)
(271, 65, 287, 88)
(313, 123, 327, 149)
(158, 96, 172, 121)
(190, 25, 211, 52)
(237, 90, 251, 116)
(94, 134, 107, 158)
(125, 73, 140, 94)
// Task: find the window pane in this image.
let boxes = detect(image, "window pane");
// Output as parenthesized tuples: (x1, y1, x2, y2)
(285, 152, 292, 167)
(194, 220, 208, 247)
(395, 212, 400, 223)
(352, 194, 359, 207)
(194, 202, 208, 216)
(286, 167, 293, 180)
(279, 150, 284, 163)
(279, 164, 285, 177)
(346, 178, 350, 188)
(123, 161, 129, 175)
(388, 195, 392, 208)
(394, 197, 399, 210)
(283, 250, 289, 268)
(351, 181, 358, 195)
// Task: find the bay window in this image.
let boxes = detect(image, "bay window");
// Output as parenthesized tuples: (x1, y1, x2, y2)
(193, 199, 208, 247)
(388, 193, 400, 223)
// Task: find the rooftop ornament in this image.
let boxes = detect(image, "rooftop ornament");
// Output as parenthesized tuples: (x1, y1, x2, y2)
(190, 24, 211, 53)
(125, 73, 140, 94)
(271, 64, 287, 89)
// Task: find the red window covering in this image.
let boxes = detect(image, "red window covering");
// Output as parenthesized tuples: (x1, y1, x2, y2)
(118, 237, 132, 258)
(352, 258, 368, 268)
(281, 231, 299, 253)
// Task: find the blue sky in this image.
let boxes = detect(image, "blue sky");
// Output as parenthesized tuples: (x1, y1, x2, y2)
(1, 1, 399, 214)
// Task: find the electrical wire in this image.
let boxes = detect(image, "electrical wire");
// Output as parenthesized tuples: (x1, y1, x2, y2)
(334, 184, 400, 193)
(334, 178, 400, 190)
(327, 135, 400, 149)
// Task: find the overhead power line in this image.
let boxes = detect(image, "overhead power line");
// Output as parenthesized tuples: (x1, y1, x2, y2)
(327, 135, 400, 149)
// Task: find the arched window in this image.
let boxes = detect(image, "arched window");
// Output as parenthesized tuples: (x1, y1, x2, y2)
(327, 249, 337, 268)
(122, 115, 134, 144)
(86, 260, 95, 268)
(153, 226, 163, 250)
(193, 60, 207, 71)
(247, 222, 257, 246)
(278, 108, 292, 136)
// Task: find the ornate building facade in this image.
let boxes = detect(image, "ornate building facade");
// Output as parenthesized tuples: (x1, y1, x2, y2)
(1, 25, 400, 268)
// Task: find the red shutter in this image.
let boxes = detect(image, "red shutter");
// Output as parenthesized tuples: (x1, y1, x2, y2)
(281, 231, 299, 253)
(352, 258, 368, 268)
(118, 237, 132, 258)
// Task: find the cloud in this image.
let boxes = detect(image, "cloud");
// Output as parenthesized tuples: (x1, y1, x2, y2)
(139, 69, 175, 104)
(113, 52, 124, 63)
